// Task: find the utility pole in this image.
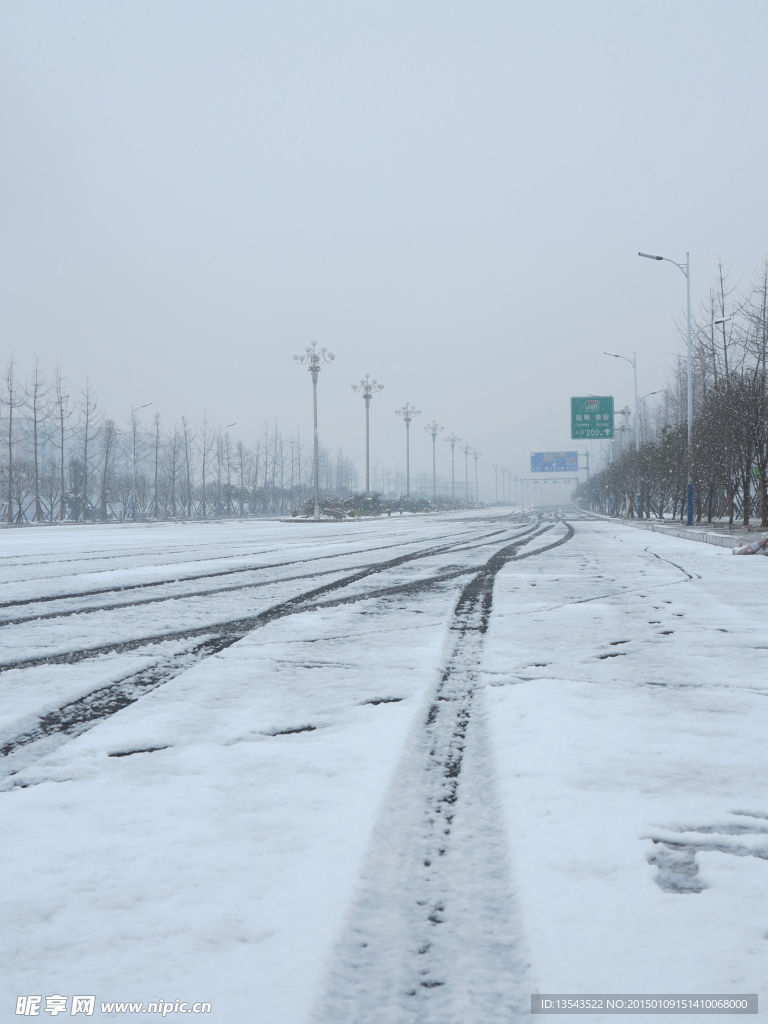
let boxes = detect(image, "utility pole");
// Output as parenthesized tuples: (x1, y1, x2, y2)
(424, 420, 444, 501)
(352, 375, 384, 495)
(395, 402, 420, 498)
(294, 341, 335, 520)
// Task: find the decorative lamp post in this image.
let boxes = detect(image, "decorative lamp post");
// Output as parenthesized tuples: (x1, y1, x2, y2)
(395, 403, 420, 498)
(460, 441, 473, 504)
(424, 420, 444, 501)
(294, 341, 335, 520)
(444, 433, 460, 506)
(472, 449, 482, 507)
(351, 375, 384, 496)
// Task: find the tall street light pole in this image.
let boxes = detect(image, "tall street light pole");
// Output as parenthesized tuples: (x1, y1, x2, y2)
(638, 389, 662, 417)
(460, 441, 472, 504)
(639, 249, 695, 522)
(604, 349, 640, 517)
(604, 350, 639, 450)
(492, 462, 500, 504)
(395, 402, 420, 499)
(472, 449, 481, 507)
(424, 420, 444, 501)
(351, 375, 384, 496)
(294, 341, 335, 520)
(444, 433, 460, 506)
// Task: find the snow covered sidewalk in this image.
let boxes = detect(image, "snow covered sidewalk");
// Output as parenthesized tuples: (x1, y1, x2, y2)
(483, 520, 768, 1011)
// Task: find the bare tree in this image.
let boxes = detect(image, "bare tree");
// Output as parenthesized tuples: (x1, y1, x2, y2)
(53, 365, 71, 521)
(152, 411, 161, 517)
(165, 424, 182, 518)
(99, 419, 119, 520)
(78, 380, 100, 522)
(235, 441, 247, 516)
(40, 458, 61, 522)
(2, 357, 18, 523)
(224, 432, 233, 516)
(181, 416, 194, 516)
(196, 412, 216, 518)
(27, 360, 49, 522)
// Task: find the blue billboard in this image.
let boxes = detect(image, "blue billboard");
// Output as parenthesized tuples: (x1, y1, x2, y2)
(531, 451, 579, 473)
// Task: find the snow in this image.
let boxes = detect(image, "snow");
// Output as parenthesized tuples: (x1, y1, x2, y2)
(0, 514, 766, 1020)
(482, 523, 768, 1010)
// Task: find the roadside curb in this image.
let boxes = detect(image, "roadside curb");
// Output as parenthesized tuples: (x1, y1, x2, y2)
(586, 512, 742, 549)
(620, 520, 735, 548)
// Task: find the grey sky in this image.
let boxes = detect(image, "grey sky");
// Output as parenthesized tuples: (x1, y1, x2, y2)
(2, 1, 767, 494)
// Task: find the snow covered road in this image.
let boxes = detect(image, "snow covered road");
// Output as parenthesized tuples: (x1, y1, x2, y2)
(0, 513, 766, 1021)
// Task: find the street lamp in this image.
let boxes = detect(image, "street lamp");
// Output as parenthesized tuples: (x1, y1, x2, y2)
(351, 375, 384, 496)
(424, 420, 444, 502)
(294, 341, 335, 520)
(604, 350, 640, 451)
(395, 402, 420, 499)
(639, 250, 694, 519)
(444, 433, 460, 506)
(604, 349, 645, 516)
(492, 462, 501, 504)
(640, 389, 661, 403)
(472, 448, 481, 507)
(460, 441, 472, 505)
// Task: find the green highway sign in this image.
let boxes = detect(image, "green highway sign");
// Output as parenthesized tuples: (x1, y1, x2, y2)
(571, 396, 614, 439)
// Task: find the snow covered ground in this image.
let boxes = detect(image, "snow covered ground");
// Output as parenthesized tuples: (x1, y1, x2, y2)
(0, 513, 765, 1021)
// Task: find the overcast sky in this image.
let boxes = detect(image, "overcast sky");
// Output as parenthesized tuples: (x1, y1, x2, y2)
(2, 1, 768, 496)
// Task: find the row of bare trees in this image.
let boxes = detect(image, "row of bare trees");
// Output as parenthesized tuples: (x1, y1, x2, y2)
(0, 361, 362, 523)
(574, 257, 768, 526)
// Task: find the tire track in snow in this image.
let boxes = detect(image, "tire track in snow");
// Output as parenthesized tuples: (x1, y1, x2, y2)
(0, 524, 499, 612)
(0, 524, 536, 671)
(0, 526, 520, 628)
(311, 519, 574, 1022)
(0, 520, 546, 774)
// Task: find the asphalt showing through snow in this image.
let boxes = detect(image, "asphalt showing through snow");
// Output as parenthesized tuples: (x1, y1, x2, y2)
(0, 512, 556, 780)
(312, 516, 575, 1021)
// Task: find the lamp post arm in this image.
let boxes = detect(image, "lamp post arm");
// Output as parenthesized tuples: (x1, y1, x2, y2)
(662, 256, 688, 277)
(604, 351, 635, 370)
(639, 252, 688, 277)
(691, 317, 731, 343)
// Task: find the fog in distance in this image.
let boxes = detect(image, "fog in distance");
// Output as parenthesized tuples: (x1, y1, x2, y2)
(2, 1, 767, 494)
